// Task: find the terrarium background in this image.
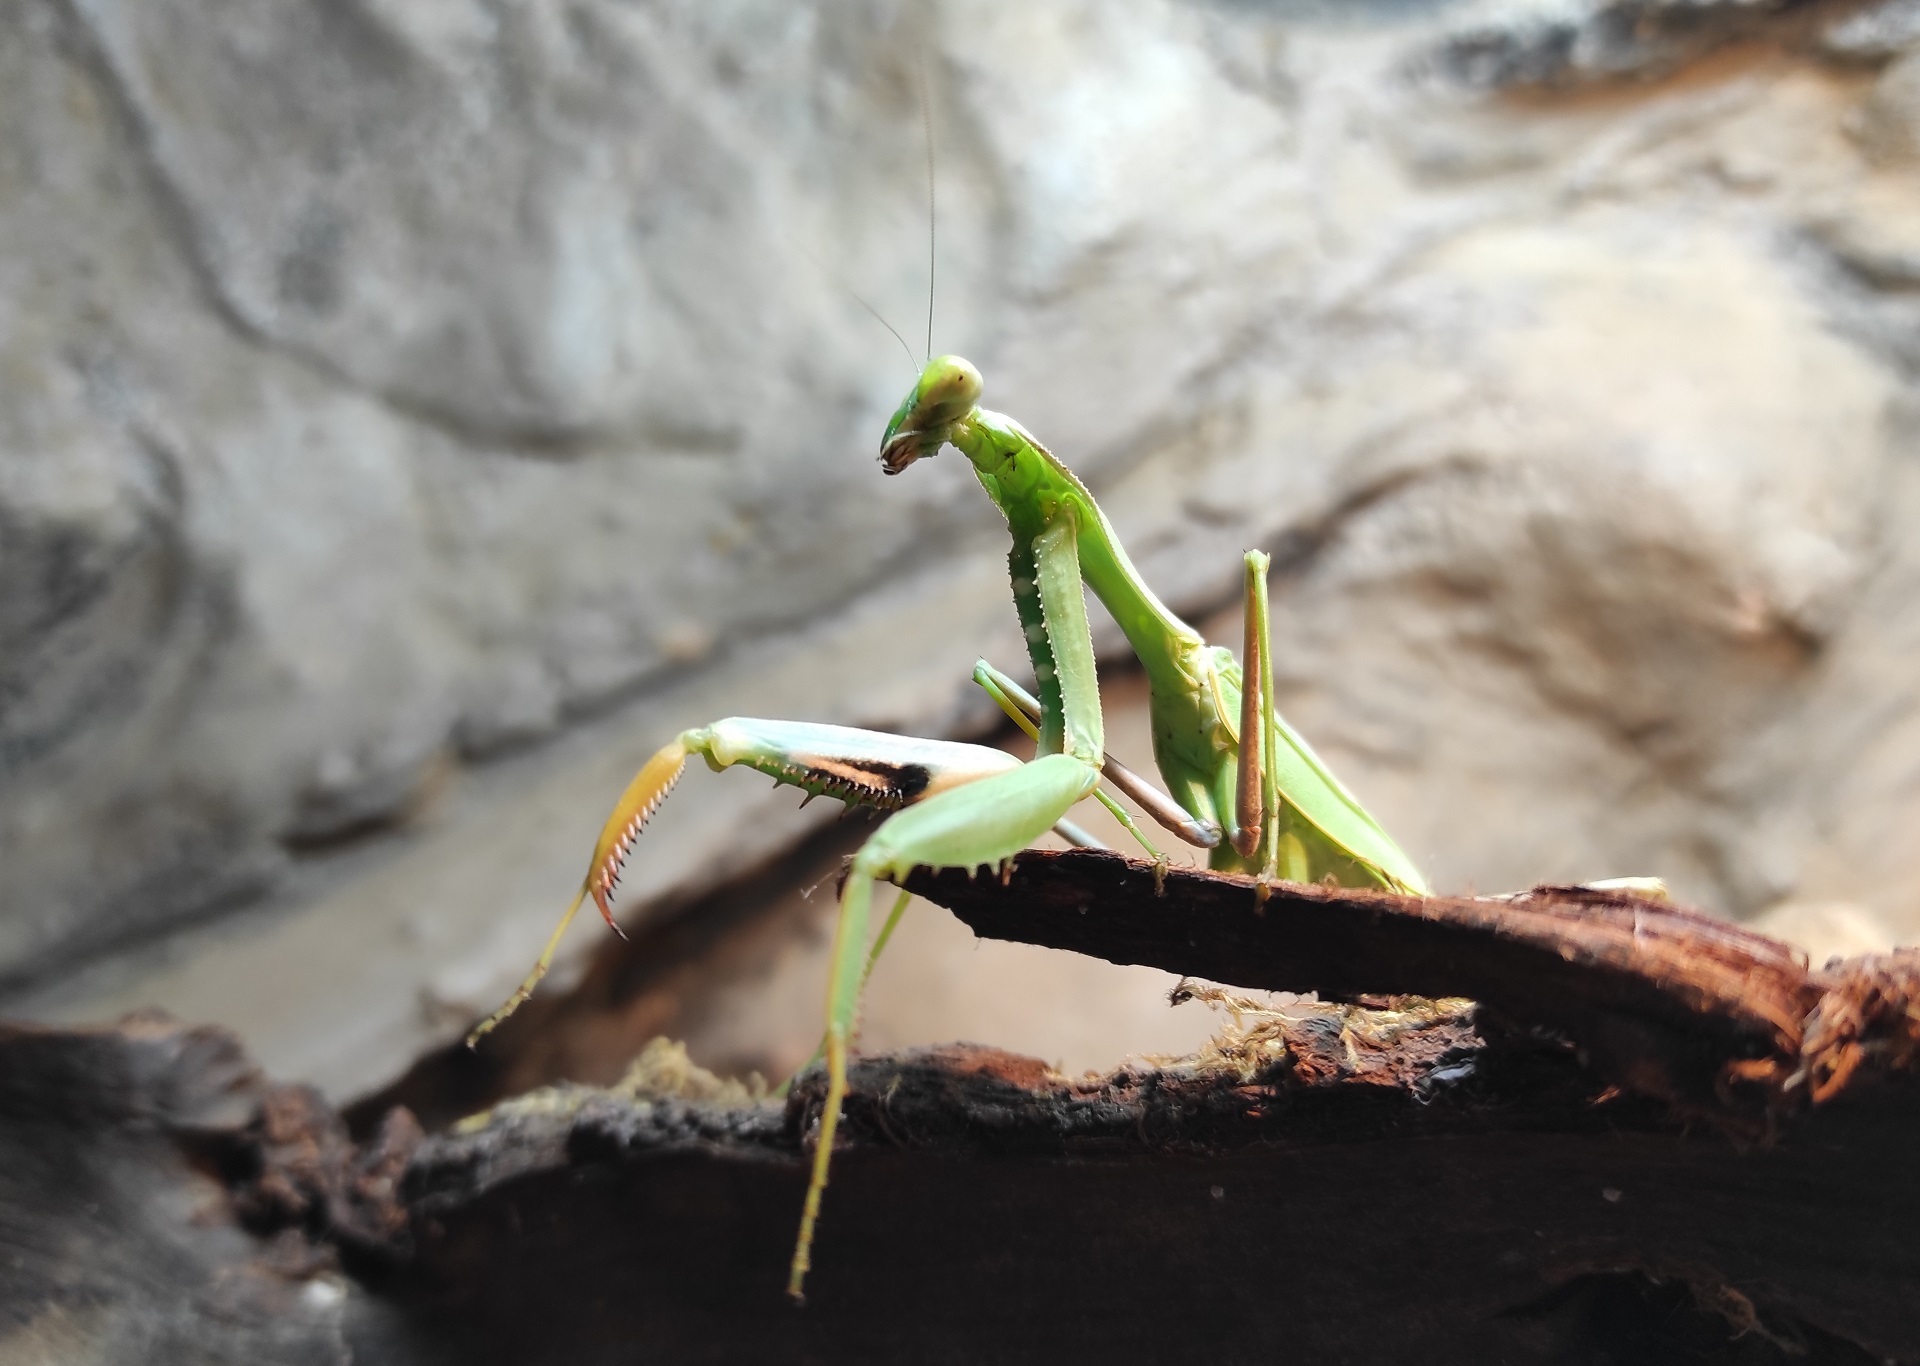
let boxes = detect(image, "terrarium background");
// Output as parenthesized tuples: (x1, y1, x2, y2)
(5, 0, 1919, 1106)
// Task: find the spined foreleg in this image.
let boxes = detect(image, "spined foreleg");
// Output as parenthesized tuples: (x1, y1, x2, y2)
(466, 718, 1025, 1044)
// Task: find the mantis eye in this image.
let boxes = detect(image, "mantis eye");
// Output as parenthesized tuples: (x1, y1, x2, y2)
(879, 355, 983, 474)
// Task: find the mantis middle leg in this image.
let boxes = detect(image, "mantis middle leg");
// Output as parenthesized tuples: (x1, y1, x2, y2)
(787, 749, 1099, 1298)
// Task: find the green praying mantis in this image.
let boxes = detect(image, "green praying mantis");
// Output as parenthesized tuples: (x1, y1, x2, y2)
(466, 352, 1431, 1302)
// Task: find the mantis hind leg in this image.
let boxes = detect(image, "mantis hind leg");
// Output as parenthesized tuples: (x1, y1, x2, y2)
(1237, 552, 1314, 880)
(1232, 554, 1274, 864)
(973, 658, 1220, 852)
(787, 751, 1100, 1302)
(1232, 552, 1430, 894)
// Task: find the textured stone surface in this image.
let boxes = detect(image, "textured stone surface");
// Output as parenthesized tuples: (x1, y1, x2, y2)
(5, 0, 1920, 1098)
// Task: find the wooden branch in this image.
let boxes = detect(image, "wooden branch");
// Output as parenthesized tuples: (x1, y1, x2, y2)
(905, 849, 1917, 1119)
(385, 853, 1920, 1363)
(396, 982, 1920, 1364)
(4, 853, 1917, 1364)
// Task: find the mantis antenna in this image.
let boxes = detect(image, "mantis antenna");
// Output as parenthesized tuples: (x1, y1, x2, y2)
(794, 236, 917, 375)
(850, 287, 918, 373)
(921, 45, 936, 361)
(833, 45, 936, 376)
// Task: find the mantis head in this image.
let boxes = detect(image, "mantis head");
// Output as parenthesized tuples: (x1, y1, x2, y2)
(879, 355, 982, 474)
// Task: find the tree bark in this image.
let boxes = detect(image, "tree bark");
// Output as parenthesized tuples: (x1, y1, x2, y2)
(3, 852, 1917, 1365)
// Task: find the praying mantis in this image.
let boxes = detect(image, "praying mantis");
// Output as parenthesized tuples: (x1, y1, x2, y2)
(466, 352, 1430, 1302)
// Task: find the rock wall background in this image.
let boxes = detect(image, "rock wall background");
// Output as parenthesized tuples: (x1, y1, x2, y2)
(5, 0, 1919, 1099)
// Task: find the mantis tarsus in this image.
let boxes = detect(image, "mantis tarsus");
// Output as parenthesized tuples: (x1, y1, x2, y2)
(468, 353, 1429, 1301)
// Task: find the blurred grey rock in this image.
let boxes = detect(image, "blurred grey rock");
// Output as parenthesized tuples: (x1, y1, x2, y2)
(1856, 46, 1920, 162)
(4, 0, 1920, 1096)
(0, 1016, 393, 1364)
(1421, 0, 1840, 91)
(1823, 0, 1920, 59)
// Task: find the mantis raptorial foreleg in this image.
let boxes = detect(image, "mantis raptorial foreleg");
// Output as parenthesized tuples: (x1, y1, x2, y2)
(790, 511, 1112, 1298)
(466, 719, 1027, 1045)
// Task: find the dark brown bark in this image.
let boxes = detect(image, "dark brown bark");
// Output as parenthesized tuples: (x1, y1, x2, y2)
(3, 856, 1917, 1365)
(905, 849, 1911, 1122)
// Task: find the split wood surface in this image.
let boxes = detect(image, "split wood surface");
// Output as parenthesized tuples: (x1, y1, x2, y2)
(908, 849, 1920, 1121)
